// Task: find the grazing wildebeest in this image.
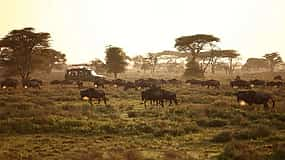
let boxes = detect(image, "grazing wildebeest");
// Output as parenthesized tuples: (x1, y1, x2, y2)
(266, 81, 283, 88)
(123, 81, 137, 91)
(249, 79, 266, 88)
(230, 80, 251, 89)
(50, 80, 62, 85)
(273, 75, 282, 81)
(235, 90, 275, 111)
(80, 88, 107, 105)
(141, 87, 178, 108)
(93, 77, 107, 88)
(201, 80, 220, 89)
(112, 79, 126, 87)
(30, 79, 43, 85)
(185, 79, 203, 86)
(141, 87, 164, 108)
(161, 89, 178, 106)
(167, 79, 182, 86)
(22, 79, 42, 89)
(1, 78, 18, 89)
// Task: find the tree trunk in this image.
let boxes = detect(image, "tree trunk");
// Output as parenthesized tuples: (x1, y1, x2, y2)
(229, 58, 233, 75)
(270, 62, 274, 73)
(114, 73, 117, 79)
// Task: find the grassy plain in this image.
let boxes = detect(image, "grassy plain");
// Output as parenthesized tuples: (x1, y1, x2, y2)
(0, 71, 285, 160)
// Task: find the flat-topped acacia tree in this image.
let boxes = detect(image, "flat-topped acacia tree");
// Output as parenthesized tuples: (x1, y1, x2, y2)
(263, 52, 283, 73)
(175, 34, 220, 77)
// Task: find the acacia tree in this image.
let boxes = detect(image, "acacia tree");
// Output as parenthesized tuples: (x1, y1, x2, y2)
(0, 28, 51, 81)
(105, 46, 128, 78)
(220, 50, 240, 75)
(263, 52, 283, 72)
(175, 34, 220, 77)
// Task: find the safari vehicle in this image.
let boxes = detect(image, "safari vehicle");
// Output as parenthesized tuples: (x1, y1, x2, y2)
(64, 67, 104, 82)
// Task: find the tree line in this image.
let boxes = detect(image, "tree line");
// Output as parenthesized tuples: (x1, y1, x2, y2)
(0, 27, 283, 81)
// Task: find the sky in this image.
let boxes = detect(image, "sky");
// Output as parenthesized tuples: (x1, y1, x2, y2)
(0, 0, 285, 64)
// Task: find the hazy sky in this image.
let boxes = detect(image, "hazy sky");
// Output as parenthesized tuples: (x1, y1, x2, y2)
(0, 0, 285, 64)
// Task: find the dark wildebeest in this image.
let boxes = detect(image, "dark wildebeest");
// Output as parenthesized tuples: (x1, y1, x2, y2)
(141, 87, 178, 108)
(50, 80, 62, 85)
(266, 81, 283, 88)
(201, 80, 220, 89)
(235, 90, 275, 111)
(22, 79, 42, 89)
(167, 79, 182, 86)
(1, 78, 18, 89)
(161, 89, 178, 106)
(185, 79, 203, 86)
(141, 87, 164, 108)
(80, 88, 107, 105)
(123, 81, 137, 91)
(112, 79, 126, 88)
(249, 79, 266, 88)
(230, 80, 251, 89)
(273, 75, 282, 81)
(93, 77, 107, 88)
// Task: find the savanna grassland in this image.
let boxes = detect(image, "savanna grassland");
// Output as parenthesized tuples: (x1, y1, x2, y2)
(0, 72, 285, 160)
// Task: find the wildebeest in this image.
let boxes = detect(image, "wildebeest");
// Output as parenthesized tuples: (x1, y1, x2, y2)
(22, 79, 42, 89)
(112, 79, 126, 87)
(141, 87, 178, 108)
(123, 81, 137, 91)
(235, 90, 275, 111)
(230, 80, 251, 89)
(161, 89, 178, 106)
(185, 79, 203, 86)
(201, 80, 220, 89)
(50, 80, 74, 86)
(1, 78, 18, 89)
(80, 88, 107, 105)
(273, 75, 282, 81)
(266, 81, 283, 88)
(141, 87, 164, 108)
(50, 80, 62, 85)
(249, 79, 266, 88)
(167, 79, 182, 86)
(93, 77, 108, 88)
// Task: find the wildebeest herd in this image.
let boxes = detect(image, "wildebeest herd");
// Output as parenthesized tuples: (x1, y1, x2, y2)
(1, 75, 283, 111)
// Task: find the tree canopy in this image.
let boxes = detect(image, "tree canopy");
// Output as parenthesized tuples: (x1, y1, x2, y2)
(0, 28, 66, 79)
(174, 34, 220, 77)
(105, 46, 128, 78)
(263, 52, 283, 72)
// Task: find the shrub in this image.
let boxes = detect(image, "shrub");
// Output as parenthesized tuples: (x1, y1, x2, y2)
(234, 125, 272, 140)
(218, 141, 266, 160)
